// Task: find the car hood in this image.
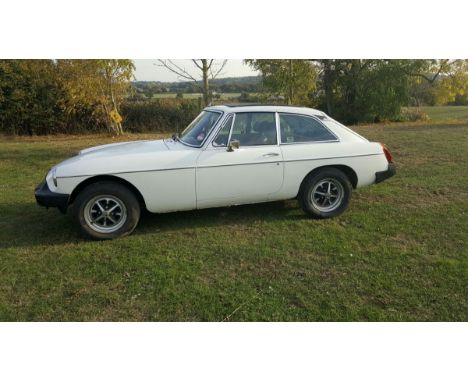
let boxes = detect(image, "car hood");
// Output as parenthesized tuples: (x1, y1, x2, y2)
(78, 139, 167, 156)
(55, 138, 198, 178)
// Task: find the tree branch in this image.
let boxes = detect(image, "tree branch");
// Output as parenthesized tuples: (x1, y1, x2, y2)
(210, 59, 227, 79)
(192, 59, 203, 71)
(157, 59, 198, 83)
(401, 59, 451, 84)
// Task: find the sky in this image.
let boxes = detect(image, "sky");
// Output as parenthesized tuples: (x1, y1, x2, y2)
(133, 59, 259, 82)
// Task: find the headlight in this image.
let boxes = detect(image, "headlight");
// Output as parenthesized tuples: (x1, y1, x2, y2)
(52, 168, 57, 187)
(48, 167, 58, 187)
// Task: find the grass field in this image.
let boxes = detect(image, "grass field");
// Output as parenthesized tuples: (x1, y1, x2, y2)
(410, 105, 468, 121)
(0, 122, 467, 321)
(152, 92, 242, 99)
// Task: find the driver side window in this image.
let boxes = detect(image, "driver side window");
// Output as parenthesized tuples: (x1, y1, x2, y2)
(231, 112, 277, 146)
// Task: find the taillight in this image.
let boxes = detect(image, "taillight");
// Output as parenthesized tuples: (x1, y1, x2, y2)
(380, 143, 393, 163)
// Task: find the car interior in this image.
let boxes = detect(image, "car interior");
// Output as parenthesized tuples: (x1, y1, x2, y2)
(230, 113, 277, 146)
(279, 114, 336, 143)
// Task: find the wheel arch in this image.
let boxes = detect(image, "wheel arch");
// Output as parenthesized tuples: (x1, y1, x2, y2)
(297, 165, 358, 197)
(68, 175, 147, 210)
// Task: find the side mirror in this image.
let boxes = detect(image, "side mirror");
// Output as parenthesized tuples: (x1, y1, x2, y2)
(227, 139, 240, 152)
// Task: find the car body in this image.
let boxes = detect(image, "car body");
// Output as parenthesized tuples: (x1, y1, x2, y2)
(35, 104, 395, 239)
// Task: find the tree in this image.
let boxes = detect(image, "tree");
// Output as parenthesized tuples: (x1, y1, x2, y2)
(157, 60, 227, 106)
(312, 59, 432, 123)
(245, 59, 317, 105)
(57, 59, 135, 135)
(0, 60, 66, 135)
(399, 59, 468, 106)
(430, 60, 467, 105)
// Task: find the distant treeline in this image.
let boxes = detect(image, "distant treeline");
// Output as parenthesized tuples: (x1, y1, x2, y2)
(132, 76, 262, 98)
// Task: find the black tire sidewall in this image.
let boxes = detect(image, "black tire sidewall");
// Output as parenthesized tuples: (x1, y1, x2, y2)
(71, 182, 141, 240)
(299, 168, 352, 218)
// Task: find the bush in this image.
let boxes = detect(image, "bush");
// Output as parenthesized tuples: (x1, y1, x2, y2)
(121, 99, 201, 133)
(0, 60, 202, 136)
(238, 92, 260, 103)
(0, 60, 67, 135)
(399, 107, 430, 122)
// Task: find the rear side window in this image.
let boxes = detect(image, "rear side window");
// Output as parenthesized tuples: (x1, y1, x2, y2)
(279, 114, 337, 143)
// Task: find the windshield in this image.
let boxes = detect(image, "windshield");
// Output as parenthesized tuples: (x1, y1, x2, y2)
(179, 110, 222, 147)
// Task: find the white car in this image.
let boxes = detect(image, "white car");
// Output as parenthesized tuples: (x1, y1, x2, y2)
(35, 105, 395, 239)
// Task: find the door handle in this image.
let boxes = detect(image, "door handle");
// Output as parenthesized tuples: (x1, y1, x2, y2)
(263, 152, 280, 157)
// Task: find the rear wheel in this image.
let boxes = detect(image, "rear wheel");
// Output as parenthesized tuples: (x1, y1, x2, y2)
(299, 168, 352, 218)
(71, 181, 141, 240)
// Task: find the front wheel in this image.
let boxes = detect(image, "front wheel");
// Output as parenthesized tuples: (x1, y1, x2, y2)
(71, 181, 141, 240)
(299, 168, 352, 219)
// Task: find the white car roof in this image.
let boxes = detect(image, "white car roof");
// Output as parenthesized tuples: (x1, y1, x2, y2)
(206, 104, 328, 117)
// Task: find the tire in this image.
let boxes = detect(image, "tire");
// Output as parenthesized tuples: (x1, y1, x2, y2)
(71, 181, 141, 240)
(298, 168, 352, 219)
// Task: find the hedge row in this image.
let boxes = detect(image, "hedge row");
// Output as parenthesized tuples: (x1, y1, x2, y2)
(121, 99, 201, 133)
(0, 98, 202, 136)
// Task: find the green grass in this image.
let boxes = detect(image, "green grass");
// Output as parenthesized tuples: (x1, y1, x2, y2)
(410, 105, 468, 121)
(0, 123, 467, 321)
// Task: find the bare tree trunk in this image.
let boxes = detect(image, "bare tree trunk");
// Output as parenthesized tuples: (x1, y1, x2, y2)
(157, 59, 227, 107)
(97, 73, 120, 136)
(114, 121, 124, 135)
(288, 59, 293, 105)
(347, 60, 360, 123)
(101, 103, 112, 134)
(323, 59, 333, 115)
(201, 59, 210, 106)
(109, 76, 123, 136)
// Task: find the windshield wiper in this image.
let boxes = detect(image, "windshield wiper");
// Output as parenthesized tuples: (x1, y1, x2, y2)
(171, 133, 180, 142)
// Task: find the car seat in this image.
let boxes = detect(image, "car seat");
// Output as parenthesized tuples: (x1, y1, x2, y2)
(254, 120, 276, 145)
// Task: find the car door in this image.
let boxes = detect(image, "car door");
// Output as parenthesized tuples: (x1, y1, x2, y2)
(196, 112, 284, 209)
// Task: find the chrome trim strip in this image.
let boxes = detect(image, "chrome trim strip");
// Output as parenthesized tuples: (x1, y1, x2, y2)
(280, 140, 339, 145)
(57, 153, 382, 179)
(212, 113, 234, 148)
(275, 112, 281, 147)
(283, 153, 381, 163)
(57, 166, 195, 178)
(197, 160, 280, 169)
(227, 113, 235, 144)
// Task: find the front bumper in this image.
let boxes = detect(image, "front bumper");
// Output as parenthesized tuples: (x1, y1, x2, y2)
(34, 180, 69, 214)
(375, 163, 396, 184)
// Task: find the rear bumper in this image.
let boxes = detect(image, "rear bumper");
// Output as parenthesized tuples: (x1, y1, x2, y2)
(375, 163, 396, 184)
(34, 180, 69, 213)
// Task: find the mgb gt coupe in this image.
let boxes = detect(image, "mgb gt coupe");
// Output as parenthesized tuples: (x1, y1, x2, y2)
(35, 105, 395, 239)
